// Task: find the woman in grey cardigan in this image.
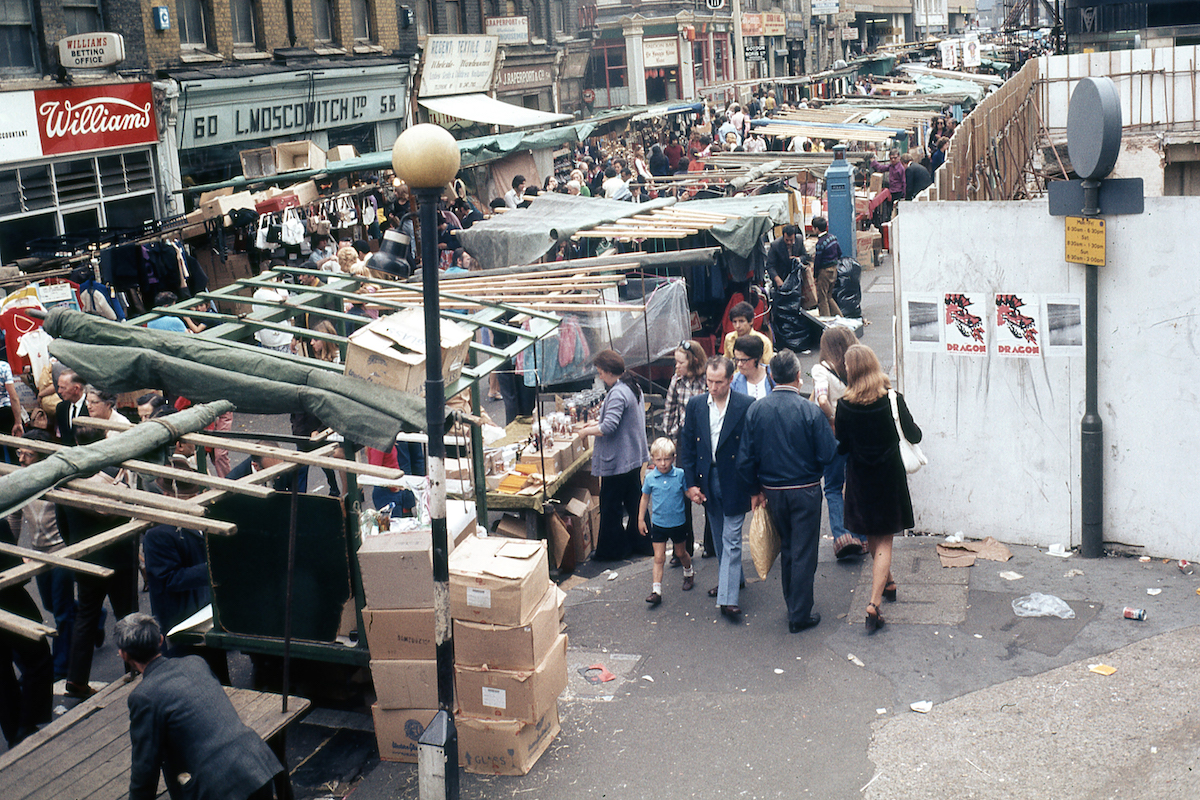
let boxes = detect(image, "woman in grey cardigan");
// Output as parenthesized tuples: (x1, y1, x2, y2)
(579, 350, 651, 561)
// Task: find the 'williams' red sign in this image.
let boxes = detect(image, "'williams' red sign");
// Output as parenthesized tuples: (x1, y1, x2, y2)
(33, 82, 158, 156)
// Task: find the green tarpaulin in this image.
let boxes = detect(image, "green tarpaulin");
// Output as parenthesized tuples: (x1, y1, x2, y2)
(44, 309, 424, 450)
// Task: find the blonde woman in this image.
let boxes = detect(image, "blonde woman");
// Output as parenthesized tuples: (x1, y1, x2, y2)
(834, 345, 922, 633)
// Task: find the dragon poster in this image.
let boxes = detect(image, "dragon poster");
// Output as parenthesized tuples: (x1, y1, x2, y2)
(994, 293, 1041, 357)
(943, 292, 987, 355)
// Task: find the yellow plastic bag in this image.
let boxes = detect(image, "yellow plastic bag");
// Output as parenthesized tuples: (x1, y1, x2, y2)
(748, 504, 781, 581)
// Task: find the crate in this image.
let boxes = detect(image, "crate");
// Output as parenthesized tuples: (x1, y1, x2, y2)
(275, 140, 326, 172)
(240, 147, 277, 179)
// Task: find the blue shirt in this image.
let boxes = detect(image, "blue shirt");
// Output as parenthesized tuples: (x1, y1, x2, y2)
(147, 317, 187, 334)
(641, 466, 687, 527)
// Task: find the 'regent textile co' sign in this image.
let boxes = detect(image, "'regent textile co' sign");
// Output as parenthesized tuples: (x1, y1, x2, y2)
(58, 32, 126, 69)
(0, 82, 158, 166)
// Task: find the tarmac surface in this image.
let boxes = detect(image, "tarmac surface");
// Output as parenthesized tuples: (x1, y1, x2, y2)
(8, 255, 1200, 797)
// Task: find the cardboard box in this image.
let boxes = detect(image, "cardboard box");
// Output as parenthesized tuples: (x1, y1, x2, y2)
(240, 147, 277, 178)
(357, 530, 433, 609)
(493, 515, 528, 539)
(180, 209, 208, 240)
(200, 191, 257, 223)
(327, 144, 359, 162)
(560, 494, 594, 563)
(519, 441, 573, 476)
(344, 308, 473, 395)
(454, 633, 567, 723)
(275, 140, 326, 172)
(372, 706, 439, 763)
(363, 607, 435, 660)
(370, 658, 438, 709)
(286, 179, 319, 206)
(198, 187, 233, 205)
(453, 585, 563, 671)
(337, 598, 359, 638)
(457, 704, 560, 776)
(547, 511, 572, 571)
(869, 172, 884, 194)
(450, 537, 550, 626)
(448, 502, 479, 552)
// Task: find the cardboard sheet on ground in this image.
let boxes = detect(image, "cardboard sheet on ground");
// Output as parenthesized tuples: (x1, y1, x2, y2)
(937, 536, 1013, 567)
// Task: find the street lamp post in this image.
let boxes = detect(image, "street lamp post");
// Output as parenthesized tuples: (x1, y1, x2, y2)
(391, 123, 462, 799)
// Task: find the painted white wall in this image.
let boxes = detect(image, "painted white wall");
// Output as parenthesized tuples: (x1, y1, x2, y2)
(893, 196, 1200, 558)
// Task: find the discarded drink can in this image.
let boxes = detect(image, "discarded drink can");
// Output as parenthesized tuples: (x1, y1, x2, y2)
(1123, 607, 1147, 621)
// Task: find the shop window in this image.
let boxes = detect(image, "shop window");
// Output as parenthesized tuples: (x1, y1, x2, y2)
(504, 0, 516, 15)
(351, 0, 372, 41)
(178, 0, 211, 48)
(55, 160, 100, 205)
(104, 194, 157, 231)
(312, 0, 333, 41)
(0, 213, 55, 264)
(0, 0, 39, 74)
(551, 0, 564, 32)
(98, 152, 154, 196)
(231, 0, 258, 47)
(63, 0, 103, 36)
(445, 0, 462, 33)
(416, 0, 435, 36)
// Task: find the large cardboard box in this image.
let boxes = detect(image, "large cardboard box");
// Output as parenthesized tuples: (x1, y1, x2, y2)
(372, 706, 439, 763)
(519, 441, 573, 476)
(344, 308, 473, 395)
(560, 489, 594, 562)
(454, 585, 563, 670)
(454, 633, 567, 723)
(240, 147, 276, 178)
(327, 144, 359, 162)
(285, 179, 319, 206)
(357, 531, 433, 609)
(449, 537, 550, 626)
(275, 140, 326, 172)
(457, 704, 560, 776)
(363, 607, 435, 660)
(869, 172, 884, 194)
(199, 191, 257, 224)
(370, 658, 438, 709)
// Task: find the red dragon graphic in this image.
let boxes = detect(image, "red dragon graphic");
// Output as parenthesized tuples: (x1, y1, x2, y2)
(944, 293, 984, 343)
(995, 294, 1038, 345)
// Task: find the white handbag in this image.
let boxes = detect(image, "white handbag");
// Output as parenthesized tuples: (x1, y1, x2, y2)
(281, 207, 305, 246)
(889, 389, 927, 475)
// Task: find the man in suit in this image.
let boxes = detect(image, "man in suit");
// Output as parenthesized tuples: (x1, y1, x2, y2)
(679, 356, 755, 619)
(117, 613, 283, 800)
(738, 350, 837, 633)
(54, 370, 88, 446)
(765, 224, 808, 288)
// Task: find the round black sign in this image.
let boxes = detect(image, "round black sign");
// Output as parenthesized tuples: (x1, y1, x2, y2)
(1067, 77, 1122, 181)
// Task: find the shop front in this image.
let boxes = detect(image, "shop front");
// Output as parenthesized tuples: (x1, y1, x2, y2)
(0, 81, 171, 267)
(172, 63, 411, 189)
(496, 57, 557, 113)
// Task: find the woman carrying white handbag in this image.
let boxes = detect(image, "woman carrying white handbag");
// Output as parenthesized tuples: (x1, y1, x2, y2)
(834, 344, 924, 635)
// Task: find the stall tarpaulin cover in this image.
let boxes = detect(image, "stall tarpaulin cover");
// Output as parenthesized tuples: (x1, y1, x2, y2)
(43, 308, 425, 450)
(457, 193, 789, 270)
(519, 278, 690, 386)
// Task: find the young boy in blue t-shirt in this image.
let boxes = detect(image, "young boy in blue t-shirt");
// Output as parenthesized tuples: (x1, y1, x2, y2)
(638, 437, 695, 605)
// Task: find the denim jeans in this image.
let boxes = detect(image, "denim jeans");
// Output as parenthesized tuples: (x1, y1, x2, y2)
(706, 471, 745, 606)
(35, 566, 75, 678)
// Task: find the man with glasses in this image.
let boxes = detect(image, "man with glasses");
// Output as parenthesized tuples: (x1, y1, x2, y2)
(678, 356, 755, 620)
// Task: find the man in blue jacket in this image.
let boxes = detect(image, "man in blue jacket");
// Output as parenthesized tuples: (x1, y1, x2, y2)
(679, 356, 755, 619)
(738, 350, 837, 632)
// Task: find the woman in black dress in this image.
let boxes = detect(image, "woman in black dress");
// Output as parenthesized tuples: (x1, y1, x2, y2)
(835, 345, 922, 633)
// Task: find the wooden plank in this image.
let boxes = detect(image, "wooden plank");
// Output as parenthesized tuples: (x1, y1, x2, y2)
(0, 608, 56, 640)
(0, 542, 113, 578)
(38, 488, 237, 536)
(0, 520, 150, 592)
(180, 434, 400, 481)
(0, 463, 209, 516)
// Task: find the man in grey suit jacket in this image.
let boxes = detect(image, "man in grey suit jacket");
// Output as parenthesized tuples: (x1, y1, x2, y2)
(678, 356, 755, 619)
(116, 613, 283, 800)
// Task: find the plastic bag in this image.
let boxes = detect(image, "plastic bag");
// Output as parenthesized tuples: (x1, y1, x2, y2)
(1012, 592, 1076, 619)
(833, 257, 863, 319)
(747, 505, 780, 581)
(771, 270, 821, 352)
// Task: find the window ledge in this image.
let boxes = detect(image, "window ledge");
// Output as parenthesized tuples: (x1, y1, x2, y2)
(313, 45, 347, 55)
(180, 50, 224, 63)
(353, 43, 384, 54)
(232, 50, 272, 60)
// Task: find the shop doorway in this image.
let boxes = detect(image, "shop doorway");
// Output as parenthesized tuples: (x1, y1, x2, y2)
(645, 67, 679, 104)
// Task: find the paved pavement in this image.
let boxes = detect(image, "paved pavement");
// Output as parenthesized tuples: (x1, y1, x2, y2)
(11, 256, 1200, 797)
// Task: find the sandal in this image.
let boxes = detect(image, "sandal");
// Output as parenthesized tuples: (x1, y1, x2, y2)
(866, 602, 884, 634)
(883, 581, 897, 602)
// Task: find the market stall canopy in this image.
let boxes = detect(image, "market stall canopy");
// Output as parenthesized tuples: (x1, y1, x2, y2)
(631, 101, 705, 122)
(43, 308, 422, 450)
(457, 192, 789, 269)
(418, 94, 573, 128)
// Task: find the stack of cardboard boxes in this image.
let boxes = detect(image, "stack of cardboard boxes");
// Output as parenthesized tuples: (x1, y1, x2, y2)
(358, 529, 440, 763)
(450, 537, 567, 775)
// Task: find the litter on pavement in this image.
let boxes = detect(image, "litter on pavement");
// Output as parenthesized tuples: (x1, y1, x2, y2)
(1012, 592, 1076, 619)
(937, 536, 1014, 568)
(1147, 588, 1162, 595)
(1088, 663, 1117, 676)
(910, 701, 933, 713)
(999, 570, 1024, 581)
(1046, 543, 1072, 558)
(847, 654, 865, 667)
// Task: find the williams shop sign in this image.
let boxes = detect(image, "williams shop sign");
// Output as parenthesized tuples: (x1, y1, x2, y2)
(0, 82, 158, 166)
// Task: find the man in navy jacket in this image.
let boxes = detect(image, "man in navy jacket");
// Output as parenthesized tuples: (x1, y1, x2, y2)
(679, 356, 755, 619)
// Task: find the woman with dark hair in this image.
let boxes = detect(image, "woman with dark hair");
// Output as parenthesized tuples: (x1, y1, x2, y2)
(811, 326, 863, 559)
(835, 344, 922, 633)
(648, 144, 670, 177)
(730, 334, 775, 399)
(578, 350, 651, 561)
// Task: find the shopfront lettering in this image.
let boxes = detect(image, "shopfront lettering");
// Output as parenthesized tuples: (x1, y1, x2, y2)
(39, 96, 151, 139)
(234, 96, 372, 136)
(32, 83, 158, 157)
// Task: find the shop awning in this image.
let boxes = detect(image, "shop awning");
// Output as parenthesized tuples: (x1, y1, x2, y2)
(418, 94, 573, 128)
